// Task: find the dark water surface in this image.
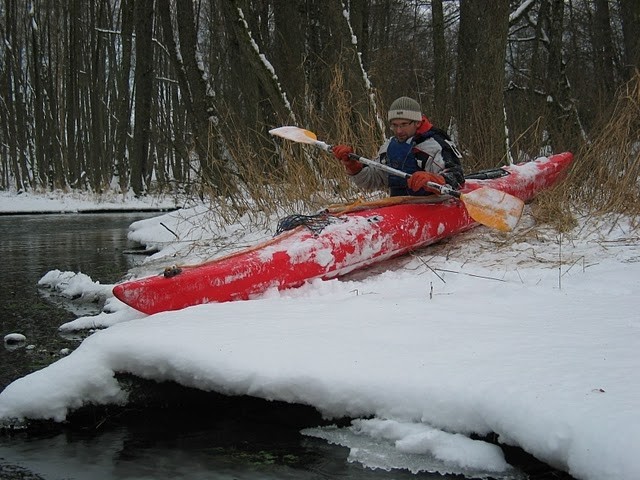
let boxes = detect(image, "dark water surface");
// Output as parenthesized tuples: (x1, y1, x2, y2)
(0, 213, 153, 387)
(0, 213, 574, 480)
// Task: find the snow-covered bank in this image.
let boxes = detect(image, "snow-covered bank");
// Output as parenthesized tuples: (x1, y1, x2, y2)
(0, 189, 180, 214)
(1, 196, 639, 480)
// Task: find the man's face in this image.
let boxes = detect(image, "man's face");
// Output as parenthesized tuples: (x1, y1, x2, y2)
(389, 120, 418, 142)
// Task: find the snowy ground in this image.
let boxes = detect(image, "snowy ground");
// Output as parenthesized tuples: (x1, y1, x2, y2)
(0, 189, 180, 213)
(1, 194, 639, 480)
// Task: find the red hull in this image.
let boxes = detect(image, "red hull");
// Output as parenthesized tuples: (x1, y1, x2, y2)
(113, 153, 573, 314)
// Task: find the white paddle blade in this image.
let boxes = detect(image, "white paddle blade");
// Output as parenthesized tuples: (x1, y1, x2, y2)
(269, 126, 318, 144)
(461, 187, 525, 232)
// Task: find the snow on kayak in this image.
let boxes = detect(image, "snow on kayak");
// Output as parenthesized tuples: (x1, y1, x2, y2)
(113, 153, 573, 314)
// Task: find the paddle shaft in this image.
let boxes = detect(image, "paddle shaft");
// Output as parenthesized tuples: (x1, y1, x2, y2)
(313, 138, 459, 198)
(347, 152, 460, 198)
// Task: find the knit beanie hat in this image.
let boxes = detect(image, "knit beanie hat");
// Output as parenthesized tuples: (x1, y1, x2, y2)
(388, 96, 422, 122)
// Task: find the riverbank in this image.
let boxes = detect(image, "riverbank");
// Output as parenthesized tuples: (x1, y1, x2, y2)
(0, 190, 181, 214)
(2, 191, 639, 480)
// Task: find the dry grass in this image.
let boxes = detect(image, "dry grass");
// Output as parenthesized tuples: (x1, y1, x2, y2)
(556, 73, 639, 210)
(528, 189, 579, 232)
(198, 66, 387, 228)
(202, 70, 640, 235)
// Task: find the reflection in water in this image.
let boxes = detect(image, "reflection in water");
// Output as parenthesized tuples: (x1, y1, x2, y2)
(0, 383, 468, 480)
(1, 213, 149, 286)
(0, 213, 155, 388)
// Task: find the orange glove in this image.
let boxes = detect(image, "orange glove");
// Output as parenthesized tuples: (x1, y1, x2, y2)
(332, 145, 363, 175)
(408, 171, 446, 193)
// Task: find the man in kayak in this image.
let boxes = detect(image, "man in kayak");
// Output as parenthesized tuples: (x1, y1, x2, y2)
(332, 96, 464, 196)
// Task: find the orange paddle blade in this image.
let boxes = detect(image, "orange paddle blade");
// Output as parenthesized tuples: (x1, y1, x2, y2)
(460, 187, 524, 232)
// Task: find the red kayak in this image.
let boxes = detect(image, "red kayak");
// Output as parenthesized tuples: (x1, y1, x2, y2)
(113, 152, 573, 314)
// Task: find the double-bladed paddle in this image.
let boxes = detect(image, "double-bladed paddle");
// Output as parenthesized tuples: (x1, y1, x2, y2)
(269, 126, 524, 232)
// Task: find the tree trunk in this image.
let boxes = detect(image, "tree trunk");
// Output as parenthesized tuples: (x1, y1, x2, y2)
(543, 0, 582, 151)
(115, 0, 134, 192)
(310, 0, 373, 136)
(2, 0, 27, 190)
(29, 4, 48, 187)
(65, 0, 82, 187)
(88, 0, 108, 192)
(349, 0, 370, 70)
(431, 0, 450, 128)
(593, 0, 616, 100)
(273, 0, 307, 112)
(220, 0, 292, 131)
(45, 2, 67, 189)
(157, 0, 224, 193)
(131, 0, 154, 196)
(455, 0, 510, 168)
(619, 0, 640, 81)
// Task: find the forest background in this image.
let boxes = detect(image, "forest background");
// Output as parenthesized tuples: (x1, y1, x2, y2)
(1, 0, 639, 224)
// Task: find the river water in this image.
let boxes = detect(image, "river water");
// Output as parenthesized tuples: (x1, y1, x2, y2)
(0, 213, 573, 480)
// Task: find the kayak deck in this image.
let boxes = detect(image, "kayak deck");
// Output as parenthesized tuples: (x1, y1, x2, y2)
(113, 153, 574, 314)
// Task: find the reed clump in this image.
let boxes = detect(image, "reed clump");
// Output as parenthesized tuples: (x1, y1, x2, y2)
(532, 71, 640, 231)
(202, 69, 640, 235)
(201, 66, 385, 228)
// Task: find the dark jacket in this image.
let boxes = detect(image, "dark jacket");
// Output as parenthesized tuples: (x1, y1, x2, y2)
(351, 116, 464, 196)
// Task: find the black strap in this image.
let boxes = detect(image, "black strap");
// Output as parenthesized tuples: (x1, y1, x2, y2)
(464, 168, 510, 180)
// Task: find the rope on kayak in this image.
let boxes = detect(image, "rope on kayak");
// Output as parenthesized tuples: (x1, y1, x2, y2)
(275, 211, 342, 235)
(275, 195, 450, 236)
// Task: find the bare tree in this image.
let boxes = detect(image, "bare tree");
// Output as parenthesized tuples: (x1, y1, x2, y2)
(130, 0, 154, 196)
(1, 0, 30, 190)
(455, 0, 510, 168)
(114, 0, 134, 192)
(65, 0, 84, 188)
(0, 0, 636, 195)
(542, 0, 585, 152)
(593, 0, 617, 101)
(431, 0, 450, 128)
(272, 0, 307, 113)
(157, 0, 223, 193)
(28, 4, 49, 187)
(619, 0, 640, 81)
